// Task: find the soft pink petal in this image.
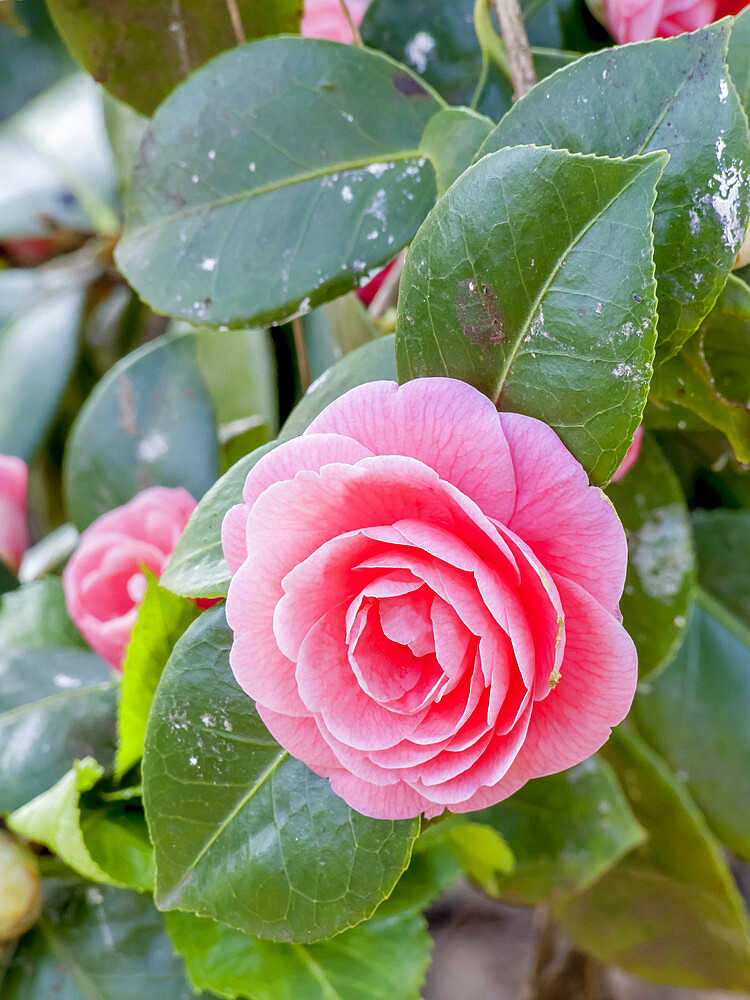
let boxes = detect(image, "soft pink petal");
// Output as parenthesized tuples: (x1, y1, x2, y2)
(328, 769, 438, 821)
(506, 575, 637, 782)
(0, 455, 28, 571)
(301, 0, 368, 44)
(305, 379, 518, 524)
(611, 425, 644, 483)
(500, 412, 627, 614)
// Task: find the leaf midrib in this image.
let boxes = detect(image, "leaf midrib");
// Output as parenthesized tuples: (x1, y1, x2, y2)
(125, 150, 426, 241)
(159, 749, 289, 906)
(488, 158, 661, 404)
(0, 680, 118, 725)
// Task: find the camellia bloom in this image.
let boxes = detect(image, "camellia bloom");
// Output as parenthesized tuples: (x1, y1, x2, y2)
(63, 487, 198, 669)
(223, 379, 637, 820)
(596, 0, 747, 43)
(611, 425, 644, 483)
(301, 0, 368, 43)
(0, 455, 28, 573)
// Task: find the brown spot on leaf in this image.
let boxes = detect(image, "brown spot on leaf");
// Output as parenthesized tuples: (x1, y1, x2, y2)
(393, 74, 430, 98)
(456, 278, 505, 354)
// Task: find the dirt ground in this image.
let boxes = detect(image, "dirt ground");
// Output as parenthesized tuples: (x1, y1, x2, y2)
(425, 884, 750, 1000)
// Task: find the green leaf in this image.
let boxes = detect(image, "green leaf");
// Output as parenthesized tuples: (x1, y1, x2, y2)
(650, 274, 750, 462)
(418, 107, 493, 196)
(160, 441, 282, 600)
(693, 506, 750, 623)
(471, 757, 644, 904)
(0, 647, 117, 814)
(78, 801, 155, 894)
(635, 581, 750, 862)
(554, 726, 750, 991)
(2, 882, 203, 999)
(423, 819, 514, 896)
(607, 432, 696, 679)
(0, 0, 72, 122)
(0, 561, 18, 597)
(167, 906, 430, 1000)
(115, 38, 443, 328)
(143, 605, 419, 942)
(64, 332, 220, 530)
(116, 574, 200, 778)
(102, 92, 149, 194)
(46, 0, 301, 116)
(478, 24, 750, 360)
(283, 334, 398, 437)
(728, 7, 750, 115)
(8, 758, 116, 884)
(0, 577, 85, 649)
(0, 283, 83, 461)
(361, 0, 582, 121)
(322, 293, 380, 357)
(0, 73, 118, 238)
(189, 323, 278, 436)
(396, 144, 666, 484)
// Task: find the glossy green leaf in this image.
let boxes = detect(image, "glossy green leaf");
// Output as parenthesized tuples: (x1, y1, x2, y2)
(396, 145, 665, 484)
(728, 7, 750, 114)
(64, 332, 220, 530)
(284, 334, 398, 437)
(471, 757, 644, 904)
(635, 581, 750, 861)
(478, 24, 750, 360)
(0, 577, 85, 649)
(693, 506, 750, 623)
(115, 38, 443, 328)
(0, 283, 83, 461)
(650, 274, 750, 462)
(323, 293, 380, 357)
(0, 561, 17, 597)
(0, 73, 118, 237)
(116, 574, 200, 778)
(78, 800, 154, 894)
(419, 107, 493, 196)
(554, 726, 750, 990)
(0, 647, 117, 814)
(420, 818, 514, 896)
(2, 882, 203, 999)
(102, 92, 149, 193)
(143, 605, 419, 942)
(0, 0, 72, 122)
(607, 432, 696, 678)
(160, 441, 281, 600)
(192, 324, 278, 435)
(9, 758, 117, 884)
(46, 0, 301, 116)
(167, 906, 430, 1000)
(361, 0, 582, 120)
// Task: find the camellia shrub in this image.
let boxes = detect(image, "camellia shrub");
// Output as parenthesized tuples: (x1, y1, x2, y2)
(1, 0, 750, 996)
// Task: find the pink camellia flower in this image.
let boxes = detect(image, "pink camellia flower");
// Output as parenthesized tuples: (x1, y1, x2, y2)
(597, 0, 736, 43)
(611, 425, 644, 483)
(0, 456, 28, 573)
(301, 0, 368, 43)
(63, 487, 198, 669)
(223, 379, 637, 820)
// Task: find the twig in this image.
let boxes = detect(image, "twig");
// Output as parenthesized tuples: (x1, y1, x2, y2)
(225, 0, 245, 44)
(492, 0, 536, 100)
(292, 317, 311, 393)
(338, 0, 363, 46)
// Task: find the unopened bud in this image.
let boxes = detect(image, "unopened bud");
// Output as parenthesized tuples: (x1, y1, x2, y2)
(0, 833, 41, 941)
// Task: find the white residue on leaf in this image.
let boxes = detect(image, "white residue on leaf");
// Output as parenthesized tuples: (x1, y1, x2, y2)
(137, 431, 168, 463)
(201, 257, 217, 271)
(191, 174, 199, 183)
(353, 259, 366, 272)
(366, 229, 379, 241)
(716, 135, 726, 159)
(249, 161, 256, 172)
(689, 209, 701, 235)
(189, 755, 198, 766)
(708, 161, 747, 251)
(719, 78, 729, 103)
(54, 674, 82, 688)
(341, 185, 354, 203)
(208, 149, 216, 160)
(366, 162, 392, 178)
(223, 719, 233, 732)
(201, 713, 215, 728)
(405, 31, 436, 73)
(629, 504, 692, 599)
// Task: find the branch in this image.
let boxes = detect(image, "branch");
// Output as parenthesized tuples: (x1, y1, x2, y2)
(225, 0, 245, 45)
(338, 0, 363, 46)
(492, 0, 536, 100)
